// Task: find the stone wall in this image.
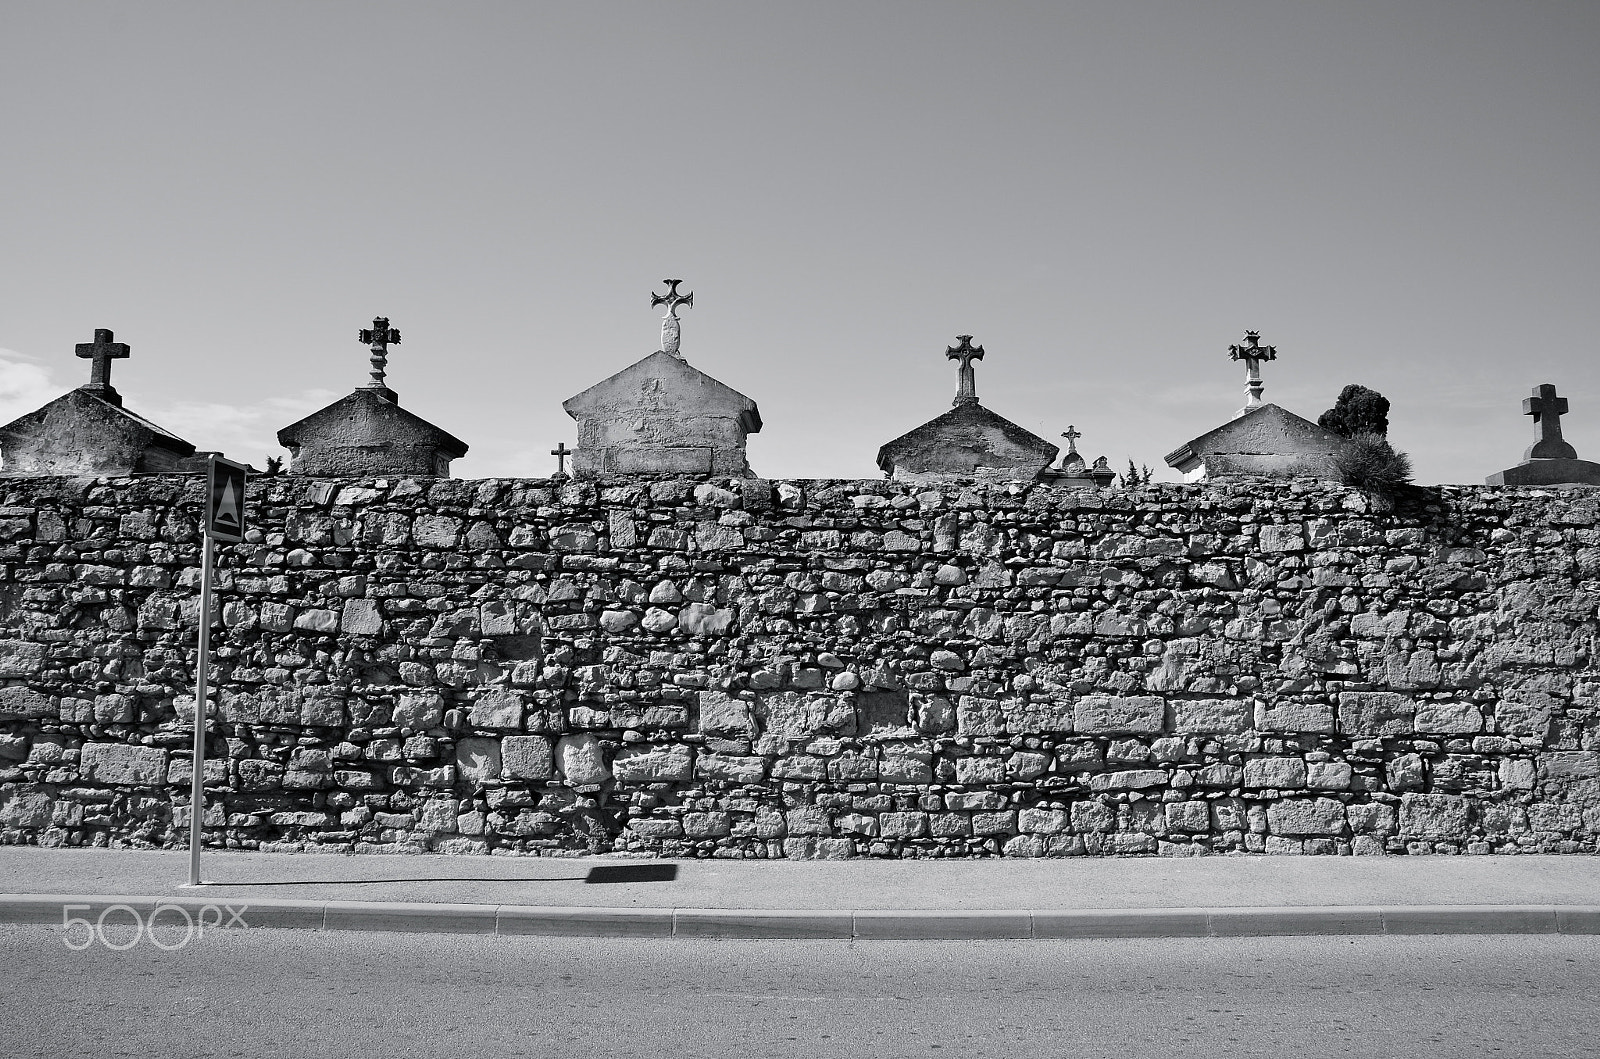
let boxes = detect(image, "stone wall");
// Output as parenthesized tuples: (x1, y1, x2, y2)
(0, 473, 1596, 858)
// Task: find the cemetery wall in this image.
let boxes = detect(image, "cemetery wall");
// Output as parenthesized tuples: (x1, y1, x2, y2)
(0, 473, 1597, 858)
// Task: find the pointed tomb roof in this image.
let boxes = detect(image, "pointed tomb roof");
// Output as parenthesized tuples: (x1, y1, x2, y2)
(276, 317, 468, 478)
(561, 281, 761, 476)
(0, 328, 198, 476)
(877, 335, 1058, 482)
(1164, 331, 1348, 480)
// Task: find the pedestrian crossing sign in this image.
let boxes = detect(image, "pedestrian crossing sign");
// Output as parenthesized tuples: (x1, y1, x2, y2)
(205, 455, 249, 543)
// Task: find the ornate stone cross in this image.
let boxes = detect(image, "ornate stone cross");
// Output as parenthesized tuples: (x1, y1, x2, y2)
(1060, 424, 1082, 455)
(651, 279, 693, 359)
(1228, 330, 1277, 410)
(1523, 383, 1578, 460)
(75, 328, 131, 404)
(947, 335, 985, 407)
(358, 317, 401, 391)
(551, 441, 572, 477)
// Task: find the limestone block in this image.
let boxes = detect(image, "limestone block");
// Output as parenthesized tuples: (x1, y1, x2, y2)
(698, 690, 757, 739)
(1307, 761, 1354, 790)
(555, 734, 610, 786)
(79, 743, 167, 785)
(1255, 700, 1335, 733)
(612, 743, 693, 784)
(454, 737, 501, 787)
(1413, 703, 1483, 734)
(695, 754, 767, 783)
(1399, 793, 1470, 838)
(1498, 759, 1536, 790)
(299, 688, 346, 727)
(549, 524, 599, 552)
(1089, 769, 1166, 791)
(1243, 756, 1307, 789)
(879, 753, 933, 785)
(1337, 691, 1416, 736)
(1074, 695, 1164, 735)
(0, 788, 54, 829)
(1164, 801, 1211, 833)
(752, 691, 853, 747)
(0, 685, 52, 719)
(1494, 696, 1557, 738)
(501, 736, 555, 781)
(340, 599, 383, 635)
(469, 688, 523, 730)
(0, 640, 46, 679)
(879, 811, 930, 840)
(1267, 798, 1347, 836)
(1258, 525, 1306, 552)
(1538, 752, 1600, 789)
(294, 608, 340, 634)
(679, 603, 735, 636)
(1171, 697, 1249, 734)
(393, 690, 445, 730)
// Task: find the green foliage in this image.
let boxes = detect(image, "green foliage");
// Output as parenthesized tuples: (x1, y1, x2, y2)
(1319, 384, 1390, 438)
(1335, 432, 1412, 497)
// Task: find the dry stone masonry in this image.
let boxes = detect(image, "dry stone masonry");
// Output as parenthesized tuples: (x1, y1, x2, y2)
(0, 473, 1596, 859)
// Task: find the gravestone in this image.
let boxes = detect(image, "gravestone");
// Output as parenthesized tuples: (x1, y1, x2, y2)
(0, 328, 198, 476)
(1165, 331, 1348, 481)
(562, 281, 762, 476)
(877, 336, 1058, 482)
(277, 317, 468, 477)
(1042, 425, 1116, 488)
(1486, 384, 1600, 486)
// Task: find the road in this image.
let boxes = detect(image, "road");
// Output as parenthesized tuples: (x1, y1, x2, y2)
(1, 925, 1596, 1058)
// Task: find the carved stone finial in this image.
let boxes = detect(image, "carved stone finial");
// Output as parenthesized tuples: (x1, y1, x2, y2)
(946, 335, 985, 408)
(1228, 330, 1277, 412)
(75, 328, 132, 406)
(651, 279, 694, 359)
(358, 317, 401, 393)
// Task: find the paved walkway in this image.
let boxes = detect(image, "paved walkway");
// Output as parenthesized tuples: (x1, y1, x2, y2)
(2, 848, 1597, 939)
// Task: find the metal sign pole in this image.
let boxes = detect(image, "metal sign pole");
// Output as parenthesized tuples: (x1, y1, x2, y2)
(187, 530, 215, 887)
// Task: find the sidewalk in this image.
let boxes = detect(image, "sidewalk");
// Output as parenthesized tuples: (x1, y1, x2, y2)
(2, 847, 1597, 939)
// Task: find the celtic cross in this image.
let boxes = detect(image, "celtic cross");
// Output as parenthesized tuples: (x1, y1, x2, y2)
(358, 317, 401, 391)
(1523, 383, 1577, 460)
(651, 279, 693, 358)
(947, 335, 984, 407)
(1228, 330, 1277, 410)
(75, 328, 131, 405)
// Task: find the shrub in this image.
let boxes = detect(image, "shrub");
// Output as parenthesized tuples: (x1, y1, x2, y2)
(1336, 432, 1412, 495)
(1319, 384, 1390, 438)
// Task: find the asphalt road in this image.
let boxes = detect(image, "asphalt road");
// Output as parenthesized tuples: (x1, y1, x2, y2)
(2, 926, 1597, 1059)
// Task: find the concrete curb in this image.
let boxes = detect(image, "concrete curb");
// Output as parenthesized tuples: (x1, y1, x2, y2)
(5, 895, 1600, 940)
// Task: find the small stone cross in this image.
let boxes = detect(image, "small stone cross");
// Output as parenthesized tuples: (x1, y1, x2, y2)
(1228, 330, 1277, 410)
(551, 442, 572, 477)
(358, 317, 401, 390)
(947, 335, 985, 407)
(75, 328, 131, 404)
(1060, 424, 1082, 455)
(651, 279, 693, 358)
(1523, 383, 1578, 460)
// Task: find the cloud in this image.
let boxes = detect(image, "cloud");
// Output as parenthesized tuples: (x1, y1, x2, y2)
(0, 350, 59, 425)
(141, 390, 339, 464)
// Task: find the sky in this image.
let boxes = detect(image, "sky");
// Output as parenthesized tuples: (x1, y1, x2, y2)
(2, 1, 1597, 484)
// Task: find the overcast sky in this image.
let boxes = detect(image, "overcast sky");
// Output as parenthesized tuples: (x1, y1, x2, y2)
(3, 2, 1596, 483)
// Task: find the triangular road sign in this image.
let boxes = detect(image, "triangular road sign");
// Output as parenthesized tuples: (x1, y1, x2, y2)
(206, 456, 249, 542)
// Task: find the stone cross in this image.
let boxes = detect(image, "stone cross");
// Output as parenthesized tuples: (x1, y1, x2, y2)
(75, 328, 131, 404)
(551, 441, 572, 477)
(1523, 383, 1578, 460)
(1228, 330, 1277, 410)
(1060, 424, 1082, 456)
(947, 335, 985, 408)
(651, 279, 693, 359)
(358, 317, 401, 390)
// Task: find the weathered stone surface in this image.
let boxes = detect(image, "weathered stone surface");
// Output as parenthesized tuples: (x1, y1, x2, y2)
(277, 388, 467, 478)
(79, 743, 167, 785)
(455, 737, 501, 786)
(612, 744, 693, 784)
(563, 351, 761, 477)
(1243, 757, 1308, 789)
(0, 685, 52, 718)
(1171, 698, 1248, 734)
(469, 688, 523, 730)
(878, 402, 1058, 484)
(1267, 798, 1347, 836)
(556, 734, 611, 786)
(502, 736, 555, 781)
(1074, 696, 1164, 735)
(1165, 403, 1348, 481)
(1338, 692, 1416, 737)
(1400, 793, 1470, 838)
